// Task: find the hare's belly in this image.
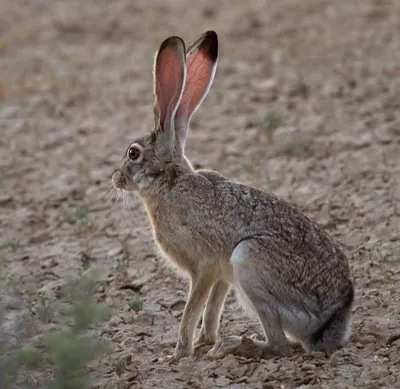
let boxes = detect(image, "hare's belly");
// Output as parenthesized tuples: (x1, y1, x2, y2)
(153, 229, 207, 266)
(154, 235, 193, 271)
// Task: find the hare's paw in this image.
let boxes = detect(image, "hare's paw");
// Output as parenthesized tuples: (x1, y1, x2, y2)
(193, 331, 217, 350)
(251, 338, 293, 357)
(207, 336, 291, 359)
(250, 333, 263, 341)
(206, 336, 243, 359)
(161, 344, 193, 364)
(161, 351, 191, 364)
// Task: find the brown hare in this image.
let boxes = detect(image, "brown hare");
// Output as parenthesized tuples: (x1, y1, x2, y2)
(112, 31, 354, 362)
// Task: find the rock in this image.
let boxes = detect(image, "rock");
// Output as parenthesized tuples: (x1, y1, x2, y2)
(214, 376, 231, 387)
(322, 80, 343, 97)
(108, 315, 123, 327)
(3, 295, 23, 310)
(0, 195, 13, 205)
(230, 365, 247, 379)
(221, 354, 239, 369)
(301, 363, 316, 371)
(108, 246, 123, 258)
(251, 78, 278, 91)
(359, 335, 377, 345)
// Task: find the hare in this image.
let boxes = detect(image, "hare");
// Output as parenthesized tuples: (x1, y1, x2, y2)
(112, 31, 354, 362)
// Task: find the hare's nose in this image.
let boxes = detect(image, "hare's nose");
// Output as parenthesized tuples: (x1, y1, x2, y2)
(111, 170, 125, 189)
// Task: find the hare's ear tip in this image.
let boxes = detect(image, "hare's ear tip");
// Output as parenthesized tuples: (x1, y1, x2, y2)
(159, 36, 186, 50)
(205, 30, 218, 39)
(204, 30, 218, 61)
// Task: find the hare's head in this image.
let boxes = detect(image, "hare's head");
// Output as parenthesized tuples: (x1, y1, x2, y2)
(112, 31, 218, 192)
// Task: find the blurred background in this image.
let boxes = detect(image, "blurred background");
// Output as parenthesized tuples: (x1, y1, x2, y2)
(1, 0, 400, 388)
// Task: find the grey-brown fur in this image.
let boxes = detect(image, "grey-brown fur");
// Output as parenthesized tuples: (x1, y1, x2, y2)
(112, 31, 354, 361)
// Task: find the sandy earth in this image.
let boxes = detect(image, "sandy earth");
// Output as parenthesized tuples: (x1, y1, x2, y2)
(1, 0, 400, 388)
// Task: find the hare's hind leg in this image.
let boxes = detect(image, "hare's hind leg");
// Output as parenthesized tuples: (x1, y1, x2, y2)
(194, 280, 230, 349)
(208, 239, 291, 359)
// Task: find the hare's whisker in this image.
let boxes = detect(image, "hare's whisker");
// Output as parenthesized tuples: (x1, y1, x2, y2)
(126, 192, 137, 219)
(104, 188, 117, 203)
(109, 189, 121, 214)
(122, 191, 128, 225)
(99, 183, 115, 202)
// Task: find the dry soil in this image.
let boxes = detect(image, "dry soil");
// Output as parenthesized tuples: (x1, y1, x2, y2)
(1, 0, 400, 388)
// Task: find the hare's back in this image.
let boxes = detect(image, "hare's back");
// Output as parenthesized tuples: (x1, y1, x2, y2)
(174, 171, 350, 275)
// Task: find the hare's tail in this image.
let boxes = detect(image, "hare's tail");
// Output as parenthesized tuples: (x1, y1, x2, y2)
(306, 286, 354, 351)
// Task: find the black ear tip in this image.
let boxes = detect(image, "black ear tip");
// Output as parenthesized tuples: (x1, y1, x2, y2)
(159, 36, 186, 52)
(205, 30, 218, 39)
(204, 30, 218, 60)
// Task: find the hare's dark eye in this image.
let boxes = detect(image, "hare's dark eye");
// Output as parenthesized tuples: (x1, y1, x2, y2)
(128, 146, 141, 161)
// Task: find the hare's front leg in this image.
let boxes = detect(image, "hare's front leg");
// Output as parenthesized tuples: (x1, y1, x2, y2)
(171, 275, 215, 361)
(194, 280, 230, 349)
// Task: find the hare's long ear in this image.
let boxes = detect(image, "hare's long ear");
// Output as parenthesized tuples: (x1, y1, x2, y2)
(174, 31, 218, 155)
(153, 36, 186, 157)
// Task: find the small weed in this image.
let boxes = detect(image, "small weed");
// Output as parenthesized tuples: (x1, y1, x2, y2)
(381, 151, 389, 166)
(36, 296, 54, 324)
(0, 270, 111, 389)
(247, 150, 262, 169)
(281, 138, 312, 157)
(128, 297, 143, 313)
(112, 357, 127, 377)
(347, 78, 357, 89)
(0, 346, 42, 389)
(73, 206, 89, 222)
(47, 102, 57, 116)
(262, 113, 281, 144)
(7, 239, 20, 249)
(263, 113, 281, 130)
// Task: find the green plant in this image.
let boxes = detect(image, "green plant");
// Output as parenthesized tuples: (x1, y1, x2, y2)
(0, 346, 42, 389)
(36, 296, 54, 324)
(73, 206, 88, 222)
(128, 297, 143, 313)
(347, 78, 357, 89)
(262, 113, 281, 144)
(112, 357, 127, 377)
(281, 138, 312, 157)
(7, 239, 20, 249)
(263, 113, 281, 131)
(381, 151, 389, 166)
(0, 269, 111, 389)
(44, 330, 107, 389)
(73, 205, 92, 235)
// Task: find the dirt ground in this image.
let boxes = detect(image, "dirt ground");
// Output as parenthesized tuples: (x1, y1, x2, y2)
(1, 0, 400, 388)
